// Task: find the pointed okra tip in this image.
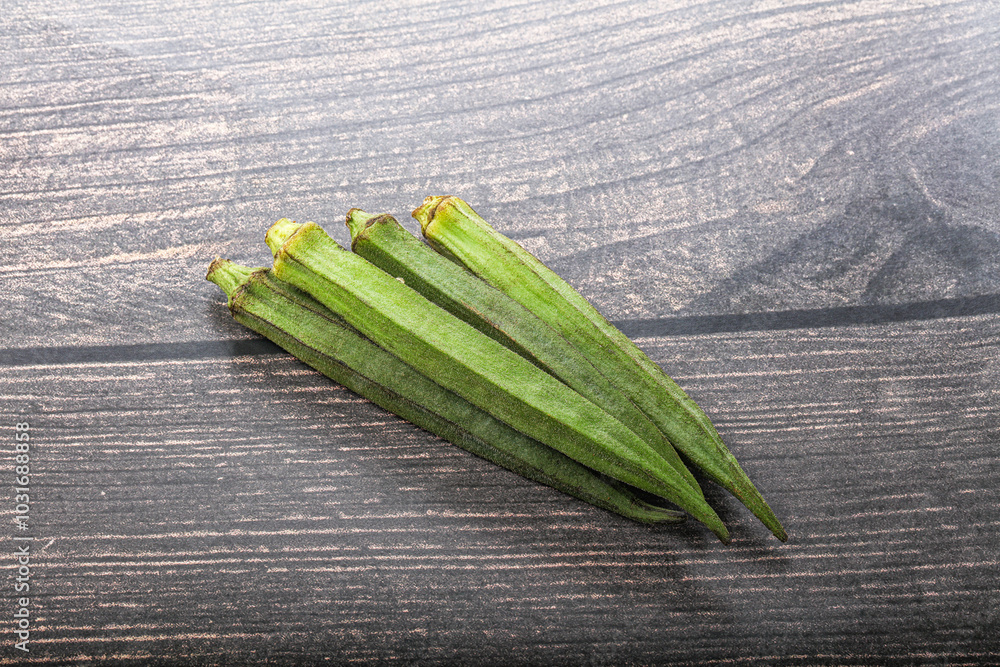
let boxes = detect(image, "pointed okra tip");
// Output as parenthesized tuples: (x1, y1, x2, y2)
(699, 509, 731, 545)
(206, 258, 255, 298)
(724, 460, 788, 542)
(760, 505, 788, 542)
(264, 218, 303, 258)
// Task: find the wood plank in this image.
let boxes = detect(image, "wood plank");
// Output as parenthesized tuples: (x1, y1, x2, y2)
(2, 0, 999, 662)
(4, 0, 999, 343)
(4, 316, 998, 663)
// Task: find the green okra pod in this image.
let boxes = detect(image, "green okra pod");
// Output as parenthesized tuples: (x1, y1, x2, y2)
(206, 259, 685, 524)
(413, 195, 786, 542)
(345, 208, 703, 499)
(265, 218, 730, 542)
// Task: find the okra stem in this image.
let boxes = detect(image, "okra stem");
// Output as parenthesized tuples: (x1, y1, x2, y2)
(345, 208, 704, 499)
(413, 196, 786, 542)
(206, 259, 685, 524)
(265, 219, 730, 541)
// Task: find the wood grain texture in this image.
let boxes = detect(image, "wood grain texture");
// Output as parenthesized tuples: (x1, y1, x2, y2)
(5, 318, 998, 664)
(3, 0, 999, 663)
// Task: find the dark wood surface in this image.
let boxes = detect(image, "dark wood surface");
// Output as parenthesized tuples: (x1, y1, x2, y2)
(3, 1, 999, 664)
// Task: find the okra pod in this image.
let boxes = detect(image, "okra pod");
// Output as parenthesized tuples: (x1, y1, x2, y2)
(345, 208, 703, 499)
(265, 218, 730, 541)
(206, 259, 684, 524)
(413, 196, 786, 542)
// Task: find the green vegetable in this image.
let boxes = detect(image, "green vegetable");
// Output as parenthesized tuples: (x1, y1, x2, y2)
(413, 196, 786, 542)
(205, 259, 685, 523)
(345, 208, 702, 498)
(265, 218, 730, 541)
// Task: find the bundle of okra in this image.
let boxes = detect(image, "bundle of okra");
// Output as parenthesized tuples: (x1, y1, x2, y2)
(207, 196, 786, 544)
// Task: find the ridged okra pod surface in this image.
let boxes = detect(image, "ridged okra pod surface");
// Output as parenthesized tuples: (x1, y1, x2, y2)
(205, 259, 685, 524)
(413, 196, 786, 542)
(264, 218, 730, 542)
(345, 208, 703, 499)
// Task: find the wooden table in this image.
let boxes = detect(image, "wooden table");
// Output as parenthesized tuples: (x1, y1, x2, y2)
(4, 1, 998, 663)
